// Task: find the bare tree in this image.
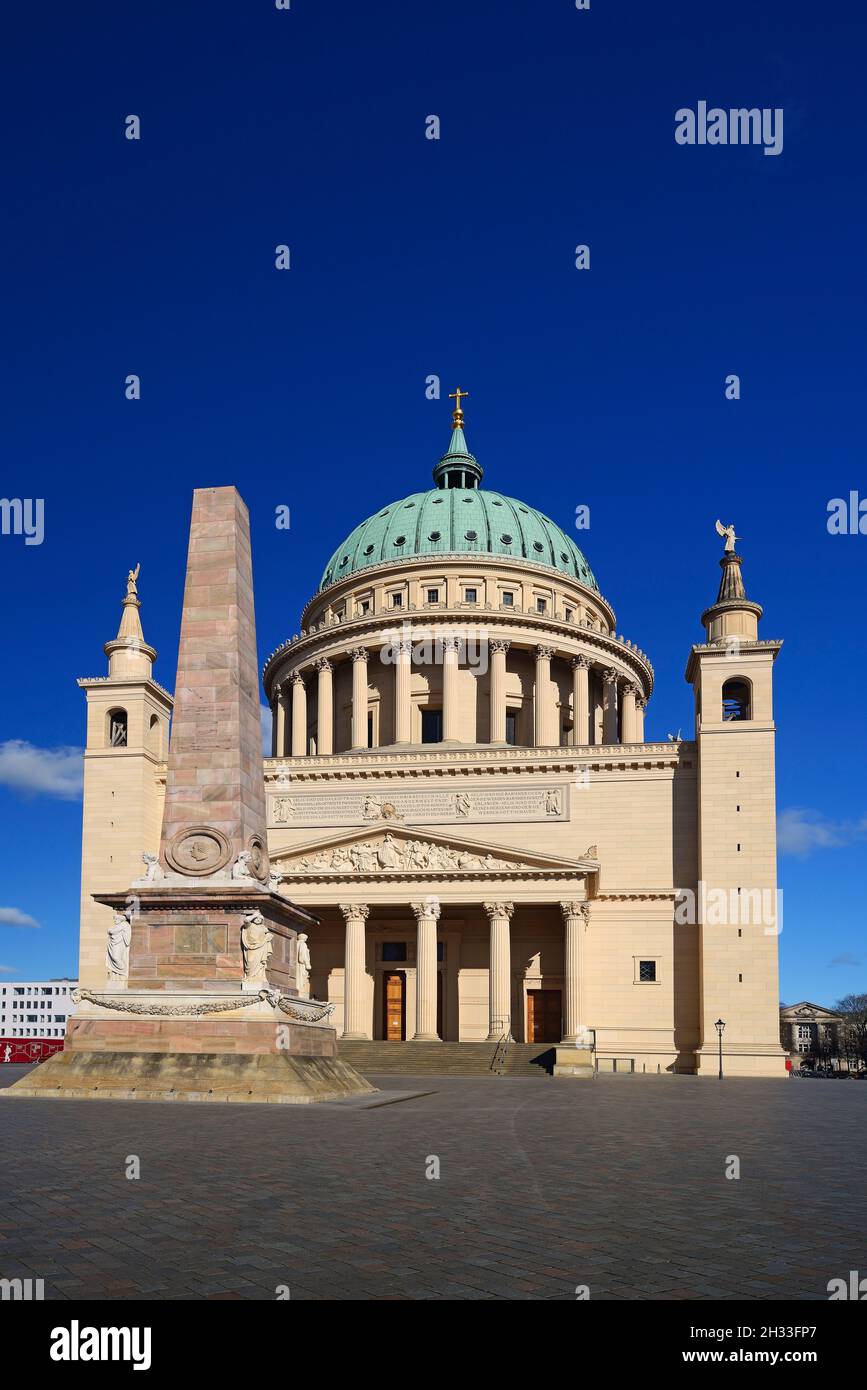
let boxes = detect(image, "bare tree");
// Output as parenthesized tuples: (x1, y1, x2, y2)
(834, 994, 867, 1072)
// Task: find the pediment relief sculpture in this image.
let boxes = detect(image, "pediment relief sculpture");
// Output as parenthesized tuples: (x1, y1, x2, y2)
(292, 832, 521, 874)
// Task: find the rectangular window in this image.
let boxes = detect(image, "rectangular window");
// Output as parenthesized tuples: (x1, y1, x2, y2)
(421, 709, 443, 743)
(366, 711, 374, 748)
(502, 591, 514, 606)
(638, 961, 657, 983)
(464, 588, 477, 604)
(427, 589, 439, 604)
(391, 593, 403, 608)
(565, 607, 574, 621)
(536, 597, 547, 614)
(359, 600, 370, 615)
(382, 942, 407, 962)
(505, 710, 518, 745)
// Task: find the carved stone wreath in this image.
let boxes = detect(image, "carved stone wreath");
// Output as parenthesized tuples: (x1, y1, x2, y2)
(73, 986, 334, 1023)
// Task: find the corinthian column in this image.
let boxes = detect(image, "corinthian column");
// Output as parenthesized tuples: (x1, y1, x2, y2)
(636, 696, 646, 742)
(271, 683, 282, 756)
(484, 901, 515, 1039)
(489, 639, 510, 743)
(290, 672, 307, 756)
(411, 897, 441, 1040)
(534, 645, 554, 747)
(394, 639, 412, 744)
(442, 634, 460, 742)
(560, 901, 590, 1043)
(351, 647, 369, 749)
(571, 655, 589, 746)
(602, 668, 619, 745)
(339, 903, 370, 1039)
(621, 682, 638, 744)
(316, 657, 333, 755)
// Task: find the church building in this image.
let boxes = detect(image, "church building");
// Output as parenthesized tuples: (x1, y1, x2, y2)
(76, 398, 787, 1075)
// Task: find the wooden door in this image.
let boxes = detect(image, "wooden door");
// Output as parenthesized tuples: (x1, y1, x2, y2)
(527, 989, 562, 1043)
(383, 971, 405, 1041)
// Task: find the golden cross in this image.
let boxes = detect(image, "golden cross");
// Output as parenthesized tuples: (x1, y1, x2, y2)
(449, 386, 469, 414)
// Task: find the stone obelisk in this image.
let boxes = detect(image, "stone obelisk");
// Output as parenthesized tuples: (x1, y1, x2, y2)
(4, 487, 372, 1104)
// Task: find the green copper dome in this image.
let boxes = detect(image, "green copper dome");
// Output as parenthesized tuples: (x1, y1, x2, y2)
(319, 419, 598, 593)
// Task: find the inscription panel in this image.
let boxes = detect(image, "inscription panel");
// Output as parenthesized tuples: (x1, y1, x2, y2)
(268, 785, 569, 828)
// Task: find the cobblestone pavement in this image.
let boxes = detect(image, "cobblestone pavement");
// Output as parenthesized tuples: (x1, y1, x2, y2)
(1, 1066, 864, 1300)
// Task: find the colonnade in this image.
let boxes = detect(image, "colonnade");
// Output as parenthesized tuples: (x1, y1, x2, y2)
(271, 638, 647, 754)
(337, 899, 591, 1044)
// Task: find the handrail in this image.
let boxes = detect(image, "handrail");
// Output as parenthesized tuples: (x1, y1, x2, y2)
(491, 1016, 512, 1075)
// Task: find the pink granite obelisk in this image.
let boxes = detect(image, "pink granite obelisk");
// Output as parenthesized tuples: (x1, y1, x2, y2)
(158, 488, 269, 883)
(3, 486, 373, 1103)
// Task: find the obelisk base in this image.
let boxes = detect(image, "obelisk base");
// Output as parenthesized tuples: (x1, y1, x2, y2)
(2, 990, 374, 1104)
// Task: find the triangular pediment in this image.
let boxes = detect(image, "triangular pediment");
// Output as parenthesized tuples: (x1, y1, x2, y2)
(786, 1001, 839, 1021)
(271, 822, 598, 879)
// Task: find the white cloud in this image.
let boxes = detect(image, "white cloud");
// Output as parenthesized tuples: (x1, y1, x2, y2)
(778, 807, 867, 857)
(0, 739, 83, 800)
(0, 964, 15, 974)
(829, 953, 860, 967)
(0, 907, 41, 929)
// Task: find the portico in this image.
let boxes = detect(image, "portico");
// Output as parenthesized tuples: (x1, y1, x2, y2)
(268, 823, 599, 1045)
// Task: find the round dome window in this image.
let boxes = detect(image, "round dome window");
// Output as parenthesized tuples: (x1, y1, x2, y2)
(501, 533, 513, 544)
(394, 535, 406, 545)
(429, 530, 441, 541)
(465, 530, 477, 541)
(363, 544, 375, 556)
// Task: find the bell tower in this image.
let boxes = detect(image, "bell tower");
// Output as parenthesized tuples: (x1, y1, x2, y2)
(685, 526, 787, 1076)
(77, 567, 172, 987)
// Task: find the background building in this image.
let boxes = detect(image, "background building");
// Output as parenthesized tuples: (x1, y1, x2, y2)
(75, 405, 788, 1075)
(0, 979, 78, 1062)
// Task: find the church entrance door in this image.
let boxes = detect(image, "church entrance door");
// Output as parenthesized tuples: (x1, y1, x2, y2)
(383, 971, 406, 1041)
(527, 990, 561, 1043)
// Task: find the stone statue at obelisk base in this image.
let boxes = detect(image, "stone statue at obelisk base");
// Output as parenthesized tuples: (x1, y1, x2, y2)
(3, 487, 372, 1104)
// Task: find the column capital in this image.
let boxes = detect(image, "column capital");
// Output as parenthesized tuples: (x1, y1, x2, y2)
(441, 633, 460, 654)
(622, 681, 639, 698)
(290, 670, 305, 687)
(535, 644, 555, 661)
(636, 695, 648, 711)
(601, 666, 618, 685)
(483, 900, 515, 920)
(339, 903, 370, 924)
(350, 646, 369, 663)
(272, 681, 283, 698)
(560, 900, 590, 923)
(571, 654, 590, 670)
(315, 656, 333, 673)
(411, 897, 441, 922)
(490, 638, 511, 655)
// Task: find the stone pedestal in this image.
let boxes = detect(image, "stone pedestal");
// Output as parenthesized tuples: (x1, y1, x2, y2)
(552, 1046, 595, 1079)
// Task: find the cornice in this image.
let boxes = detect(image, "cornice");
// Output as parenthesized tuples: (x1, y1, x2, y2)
(77, 676, 174, 704)
(263, 741, 694, 781)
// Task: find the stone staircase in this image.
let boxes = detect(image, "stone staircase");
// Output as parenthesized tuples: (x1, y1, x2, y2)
(337, 1040, 556, 1078)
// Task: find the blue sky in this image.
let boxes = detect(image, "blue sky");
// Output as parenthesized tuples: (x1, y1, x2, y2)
(0, 0, 864, 1003)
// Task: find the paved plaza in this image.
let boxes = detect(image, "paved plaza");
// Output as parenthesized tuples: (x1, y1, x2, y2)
(1, 1067, 864, 1301)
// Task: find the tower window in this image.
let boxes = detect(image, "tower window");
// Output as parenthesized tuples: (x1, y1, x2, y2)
(722, 679, 751, 721)
(107, 709, 128, 747)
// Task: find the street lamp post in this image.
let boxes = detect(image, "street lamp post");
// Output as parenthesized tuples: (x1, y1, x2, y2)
(715, 1018, 726, 1080)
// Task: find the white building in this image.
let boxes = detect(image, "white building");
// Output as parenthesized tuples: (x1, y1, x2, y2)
(0, 980, 77, 1043)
